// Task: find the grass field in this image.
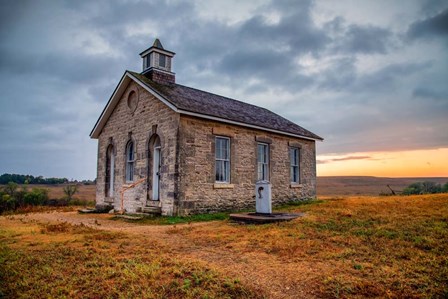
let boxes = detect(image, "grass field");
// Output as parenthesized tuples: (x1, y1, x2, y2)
(1, 194, 447, 298)
(28, 184, 96, 201)
(317, 176, 448, 196)
(6, 176, 446, 203)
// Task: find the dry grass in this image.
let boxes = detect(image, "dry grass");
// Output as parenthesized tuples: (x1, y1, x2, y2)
(0, 220, 260, 298)
(159, 194, 448, 298)
(1, 194, 447, 298)
(317, 176, 448, 196)
(11, 184, 97, 201)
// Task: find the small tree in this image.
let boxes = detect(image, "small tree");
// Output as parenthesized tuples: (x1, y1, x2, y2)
(63, 184, 78, 201)
(442, 182, 448, 193)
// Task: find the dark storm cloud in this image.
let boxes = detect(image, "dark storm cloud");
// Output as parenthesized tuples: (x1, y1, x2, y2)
(412, 87, 448, 101)
(0, 0, 447, 179)
(339, 24, 393, 54)
(407, 8, 448, 40)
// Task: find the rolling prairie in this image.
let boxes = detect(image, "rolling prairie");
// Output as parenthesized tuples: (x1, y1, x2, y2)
(1, 194, 447, 298)
(317, 176, 448, 196)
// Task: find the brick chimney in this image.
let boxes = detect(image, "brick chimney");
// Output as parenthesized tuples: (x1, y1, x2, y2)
(139, 39, 175, 84)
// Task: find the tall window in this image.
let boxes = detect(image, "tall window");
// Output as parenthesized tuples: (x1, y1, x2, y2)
(290, 147, 300, 183)
(257, 143, 269, 181)
(105, 145, 114, 197)
(215, 137, 230, 183)
(125, 141, 135, 182)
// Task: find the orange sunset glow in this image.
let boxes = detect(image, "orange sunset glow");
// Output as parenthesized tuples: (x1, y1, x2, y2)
(317, 147, 448, 177)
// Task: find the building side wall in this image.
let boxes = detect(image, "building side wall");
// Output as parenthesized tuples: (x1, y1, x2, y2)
(95, 81, 179, 215)
(177, 115, 317, 215)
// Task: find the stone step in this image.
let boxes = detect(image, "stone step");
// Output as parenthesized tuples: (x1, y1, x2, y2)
(142, 206, 162, 215)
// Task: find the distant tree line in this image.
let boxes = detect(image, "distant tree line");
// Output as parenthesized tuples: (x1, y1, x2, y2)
(0, 173, 95, 185)
(403, 181, 448, 195)
(0, 182, 89, 213)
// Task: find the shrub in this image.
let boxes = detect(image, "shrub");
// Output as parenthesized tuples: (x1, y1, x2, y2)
(23, 188, 49, 206)
(442, 182, 448, 193)
(403, 181, 445, 195)
(403, 183, 423, 195)
(0, 194, 16, 212)
(3, 182, 18, 197)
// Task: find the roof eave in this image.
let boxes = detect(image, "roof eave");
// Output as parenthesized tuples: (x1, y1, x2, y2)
(90, 72, 323, 142)
(177, 110, 323, 141)
(90, 72, 132, 139)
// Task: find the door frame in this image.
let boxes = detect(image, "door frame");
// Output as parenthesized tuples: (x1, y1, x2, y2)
(147, 134, 161, 201)
(152, 145, 161, 200)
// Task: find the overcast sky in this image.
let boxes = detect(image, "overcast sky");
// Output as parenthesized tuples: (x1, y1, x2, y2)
(0, 0, 447, 180)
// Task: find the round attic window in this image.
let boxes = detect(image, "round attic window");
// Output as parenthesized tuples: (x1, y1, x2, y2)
(127, 90, 138, 113)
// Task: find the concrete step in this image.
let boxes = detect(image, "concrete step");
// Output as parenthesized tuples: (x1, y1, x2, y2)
(142, 206, 162, 215)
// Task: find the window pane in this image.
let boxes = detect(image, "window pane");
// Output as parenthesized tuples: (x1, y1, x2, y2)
(159, 54, 166, 67)
(215, 139, 220, 159)
(215, 137, 230, 182)
(127, 142, 134, 161)
(262, 145, 266, 163)
(257, 143, 269, 180)
(290, 147, 300, 183)
(215, 161, 220, 181)
(290, 166, 294, 182)
(223, 139, 229, 159)
(126, 141, 134, 181)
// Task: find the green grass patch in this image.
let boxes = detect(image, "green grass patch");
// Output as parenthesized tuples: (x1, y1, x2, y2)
(113, 212, 230, 225)
(275, 198, 324, 211)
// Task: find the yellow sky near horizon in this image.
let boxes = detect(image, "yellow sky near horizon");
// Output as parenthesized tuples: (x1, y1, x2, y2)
(317, 147, 448, 177)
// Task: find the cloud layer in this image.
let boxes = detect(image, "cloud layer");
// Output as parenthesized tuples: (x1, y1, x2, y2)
(0, 0, 447, 179)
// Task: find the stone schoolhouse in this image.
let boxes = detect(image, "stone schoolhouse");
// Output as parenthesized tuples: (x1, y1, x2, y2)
(90, 39, 323, 216)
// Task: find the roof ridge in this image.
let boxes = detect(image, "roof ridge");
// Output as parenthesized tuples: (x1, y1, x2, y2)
(127, 71, 323, 140)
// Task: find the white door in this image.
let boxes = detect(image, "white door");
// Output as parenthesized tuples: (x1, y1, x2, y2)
(152, 146, 161, 200)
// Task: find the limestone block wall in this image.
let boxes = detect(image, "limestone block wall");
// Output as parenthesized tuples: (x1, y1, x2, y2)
(95, 81, 179, 214)
(177, 115, 317, 215)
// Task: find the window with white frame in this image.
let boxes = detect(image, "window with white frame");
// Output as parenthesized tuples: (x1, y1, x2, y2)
(257, 143, 269, 181)
(215, 137, 230, 183)
(290, 147, 300, 183)
(125, 141, 135, 182)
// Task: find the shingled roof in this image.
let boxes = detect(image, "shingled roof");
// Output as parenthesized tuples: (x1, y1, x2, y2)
(128, 71, 322, 140)
(90, 71, 322, 140)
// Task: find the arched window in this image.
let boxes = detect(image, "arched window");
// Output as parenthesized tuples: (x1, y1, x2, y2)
(125, 141, 135, 182)
(105, 145, 115, 197)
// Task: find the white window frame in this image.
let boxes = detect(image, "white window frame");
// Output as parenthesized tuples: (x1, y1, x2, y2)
(290, 147, 300, 183)
(215, 136, 230, 183)
(257, 143, 269, 181)
(125, 141, 135, 182)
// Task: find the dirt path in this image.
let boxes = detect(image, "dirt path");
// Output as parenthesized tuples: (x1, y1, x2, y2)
(4, 211, 322, 298)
